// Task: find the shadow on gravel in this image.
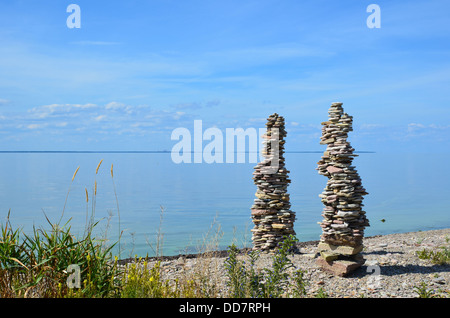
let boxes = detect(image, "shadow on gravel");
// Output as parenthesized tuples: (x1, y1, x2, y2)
(349, 263, 450, 278)
(364, 250, 404, 255)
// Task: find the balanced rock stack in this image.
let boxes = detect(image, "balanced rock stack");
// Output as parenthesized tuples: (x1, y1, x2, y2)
(250, 113, 296, 252)
(316, 102, 369, 276)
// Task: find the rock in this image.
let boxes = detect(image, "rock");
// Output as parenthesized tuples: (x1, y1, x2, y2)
(251, 113, 296, 252)
(326, 166, 344, 174)
(316, 102, 370, 276)
(272, 223, 288, 229)
(303, 253, 318, 259)
(432, 277, 446, 285)
(318, 242, 363, 255)
(316, 257, 365, 277)
(320, 251, 339, 261)
(176, 257, 185, 266)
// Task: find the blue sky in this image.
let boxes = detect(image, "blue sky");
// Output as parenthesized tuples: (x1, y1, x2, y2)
(0, 0, 449, 152)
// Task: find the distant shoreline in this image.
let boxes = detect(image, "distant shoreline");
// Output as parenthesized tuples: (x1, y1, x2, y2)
(0, 150, 376, 154)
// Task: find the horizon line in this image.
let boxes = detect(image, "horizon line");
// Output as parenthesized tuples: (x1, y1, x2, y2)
(0, 150, 376, 154)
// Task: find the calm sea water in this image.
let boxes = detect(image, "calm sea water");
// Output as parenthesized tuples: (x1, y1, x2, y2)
(1, 151, 449, 258)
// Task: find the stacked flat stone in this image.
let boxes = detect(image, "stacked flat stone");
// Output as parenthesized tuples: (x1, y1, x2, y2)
(316, 102, 370, 276)
(250, 113, 296, 252)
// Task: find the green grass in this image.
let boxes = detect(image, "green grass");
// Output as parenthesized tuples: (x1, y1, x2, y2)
(0, 212, 120, 297)
(224, 235, 309, 298)
(1, 208, 312, 298)
(416, 246, 450, 265)
(3, 161, 449, 298)
(0, 160, 121, 298)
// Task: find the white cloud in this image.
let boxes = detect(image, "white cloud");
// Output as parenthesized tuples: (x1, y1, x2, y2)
(94, 115, 106, 121)
(173, 102, 202, 110)
(3, 101, 197, 144)
(402, 123, 450, 144)
(26, 123, 48, 130)
(173, 100, 221, 110)
(429, 124, 450, 130)
(407, 123, 426, 132)
(130, 122, 155, 128)
(174, 111, 185, 120)
(407, 123, 450, 133)
(247, 117, 266, 122)
(28, 103, 97, 119)
(105, 102, 126, 110)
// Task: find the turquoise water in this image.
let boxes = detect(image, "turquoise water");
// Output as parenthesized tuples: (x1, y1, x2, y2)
(0, 151, 449, 258)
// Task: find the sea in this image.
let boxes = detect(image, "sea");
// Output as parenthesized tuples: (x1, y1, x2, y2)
(1, 151, 449, 258)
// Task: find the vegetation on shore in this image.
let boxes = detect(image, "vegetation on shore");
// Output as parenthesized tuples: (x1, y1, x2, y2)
(1, 161, 449, 298)
(0, 209, 312, 298)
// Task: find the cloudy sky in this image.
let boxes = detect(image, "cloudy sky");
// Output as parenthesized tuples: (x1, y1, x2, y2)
(0, 0, 449, 152)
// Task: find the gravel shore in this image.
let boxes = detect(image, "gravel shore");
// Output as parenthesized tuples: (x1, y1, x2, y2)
(121, 228, 450, 298)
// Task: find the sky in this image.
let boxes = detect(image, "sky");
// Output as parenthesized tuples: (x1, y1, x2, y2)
(0, 0, 449, 153)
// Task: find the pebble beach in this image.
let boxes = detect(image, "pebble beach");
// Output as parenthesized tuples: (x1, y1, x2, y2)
(123, 228, 450, 298)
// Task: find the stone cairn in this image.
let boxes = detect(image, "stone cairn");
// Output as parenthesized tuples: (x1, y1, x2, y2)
(316, 102, 369, 276)
(250, 113, 296, 252)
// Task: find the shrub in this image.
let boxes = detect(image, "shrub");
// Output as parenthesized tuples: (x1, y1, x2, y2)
(224, 235, 308, 298)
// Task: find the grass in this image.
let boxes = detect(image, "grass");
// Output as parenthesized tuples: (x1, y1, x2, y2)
(0, 210, 120, 297)
(0, 161, 238, 298)
(412, 281, 450, 298)
(1, 201, 312, 298)
(416, 247, 450, 265)
(0, 160, 122, 298)
(415, 235, 450, 265)
(2, 161, 449, 298)
(224, 234, 309, 298)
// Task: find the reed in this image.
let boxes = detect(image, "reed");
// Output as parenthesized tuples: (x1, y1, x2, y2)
(0, 212, 120, 297)
(0, 160, 125, 298)
(1, 161, 320, 299)
(110, 163, 121, 258)
(60, 165, 80, 225)
(96, 159, 103, 174)
(146, 205, 165, 258)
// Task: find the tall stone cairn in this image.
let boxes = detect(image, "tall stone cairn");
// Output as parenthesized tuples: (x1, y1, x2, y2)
(316, 102, 370, 276)
(251, 113, 296, 252)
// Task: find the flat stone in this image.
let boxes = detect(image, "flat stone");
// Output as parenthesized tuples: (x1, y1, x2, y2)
(326, 166, 344, 174)
(316, 257, 364, 277)
(320, 138, 335, 145)
(432, 277, 446, 285)
(320, 251, 339, 261)
(336, 211, 360, 218)
(318, 242, 363, 255)
(271, 223, 287, 229)
(251, 209, 278, 216)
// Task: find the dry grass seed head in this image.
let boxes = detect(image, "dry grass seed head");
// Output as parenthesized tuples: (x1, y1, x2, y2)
(96, 159, 103, 174)
(72, 166, 80, 182)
